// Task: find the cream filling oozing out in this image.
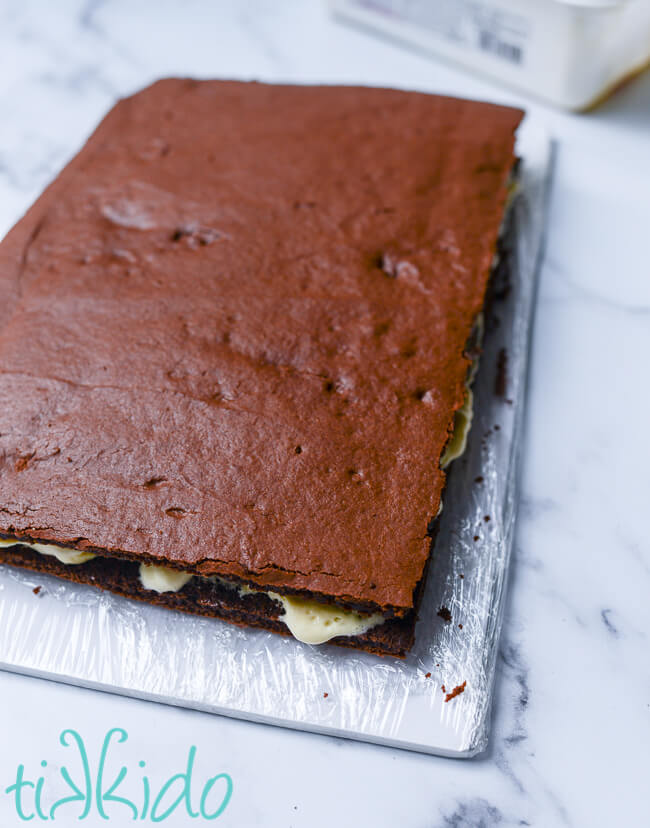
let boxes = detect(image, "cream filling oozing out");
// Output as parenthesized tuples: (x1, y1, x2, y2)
(139, 563, 193, 593)
(440, 388, 474, 469)
(220, 575, 384, 645)
(439, 306, 483, 470)
(138, 568, 384, 645)
(266, 593, 384, 645)
(0, 537, 96, 565)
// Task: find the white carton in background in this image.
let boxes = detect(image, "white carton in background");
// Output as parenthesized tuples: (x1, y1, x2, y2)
(330, 0, 650, 110)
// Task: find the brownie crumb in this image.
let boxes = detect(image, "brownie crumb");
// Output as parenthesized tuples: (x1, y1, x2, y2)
(323, 692, 328, 698)
(441, 684, 446, 693)
(458, 624, 463, 629)
(474, 475, 484, 483)
(444, 681, 467, 702)
(494, 424, 500, 431)
(425, 672, 431, 679)
(495, 348, 508, 397)
(32, 586, 41, 595)
(473, 535, 479, 542)
(437, 606, 452, 623)
(484, 515, 491, 523)
(459, 573, 464, 579)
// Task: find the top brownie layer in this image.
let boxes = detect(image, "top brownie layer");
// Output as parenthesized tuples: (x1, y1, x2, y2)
(0, 79, 522, 614)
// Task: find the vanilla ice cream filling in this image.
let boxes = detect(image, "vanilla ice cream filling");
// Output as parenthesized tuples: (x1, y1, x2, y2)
(266, 593, 385, 645)
(139, 563, 193, 593)
(139, 567, 384, 644)
(0, 537, 96, 565)
(212, 577, 384, 644)
(439, 308, 482, 470)
(440, 387, 474, 469)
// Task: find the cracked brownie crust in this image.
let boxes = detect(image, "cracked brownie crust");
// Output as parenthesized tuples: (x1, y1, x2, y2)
(0, 79, 522, 623)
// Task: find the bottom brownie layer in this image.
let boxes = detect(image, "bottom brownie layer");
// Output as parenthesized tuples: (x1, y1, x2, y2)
(0, 545, 420, 657)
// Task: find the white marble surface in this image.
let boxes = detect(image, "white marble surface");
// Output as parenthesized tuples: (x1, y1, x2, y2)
(0, 1, 648, 826)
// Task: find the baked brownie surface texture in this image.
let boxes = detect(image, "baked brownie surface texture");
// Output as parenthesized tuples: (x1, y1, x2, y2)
(0, 79, 522, 614)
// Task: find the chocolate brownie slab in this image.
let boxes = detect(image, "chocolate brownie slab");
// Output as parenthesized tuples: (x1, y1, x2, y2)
(0, 79, 522, 654)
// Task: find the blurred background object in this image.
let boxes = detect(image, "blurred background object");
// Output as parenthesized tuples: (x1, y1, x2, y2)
(331, 0, 650, 110)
